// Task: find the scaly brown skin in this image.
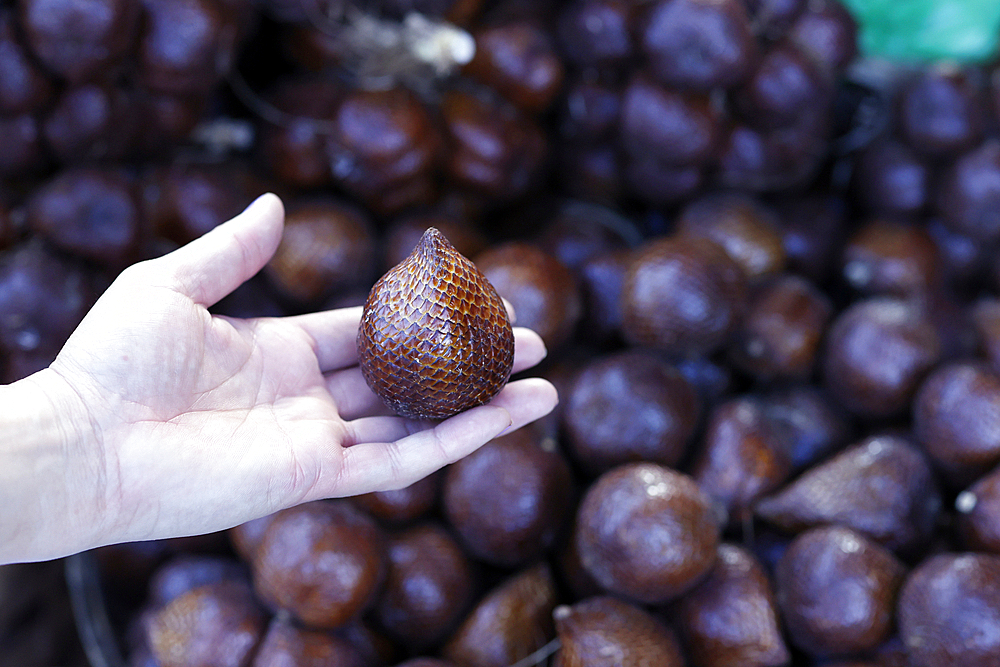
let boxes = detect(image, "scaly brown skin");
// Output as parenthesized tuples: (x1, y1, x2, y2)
(358, 227, 515, 420)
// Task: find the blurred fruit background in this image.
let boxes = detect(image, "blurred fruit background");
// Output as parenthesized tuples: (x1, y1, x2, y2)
(7, 0, 1000, 665)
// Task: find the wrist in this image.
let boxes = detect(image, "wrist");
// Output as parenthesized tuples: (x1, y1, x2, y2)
(0, 367, 107, 563)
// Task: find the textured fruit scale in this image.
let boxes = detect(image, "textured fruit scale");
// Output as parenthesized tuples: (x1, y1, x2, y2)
(358, 228, 515, 420)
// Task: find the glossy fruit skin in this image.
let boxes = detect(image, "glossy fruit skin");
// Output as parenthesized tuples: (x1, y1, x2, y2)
(914, 361, 1000, 485)
(621, 235, 748, 356)
(26, 167, 140, 266)
(728, 274, 831, 380)
(358, 228, 514, 420)
(442, 563, 557, 667)
(374, 523, 474, 650)
(19, 0, 139, 84)
(693, 396, 792, 524)
(253, 617, 367, 667)
(756, 435, 941, 554)
(443, 427, 573, 566)
(775, 526, 905, 657)
(640, 0, 757, 91)
(564, 350, 699, 475)
(677, 544, 790, 667)
(823, 298, 941, 419)
(249, 502, 386, 630)
(576, 462, 720, 604)
(898, 553, 1000, 667)
(264, 199, 375, 305)
(957, 465, 1000, 553)
(143, 580, 266, 667)
(553, 596, 686, 667)
(352, 472, 440, 524)
(476, 241, 582, 350)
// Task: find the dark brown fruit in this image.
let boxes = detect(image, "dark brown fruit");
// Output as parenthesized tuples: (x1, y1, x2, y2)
(715, 113, 829, 192)
(556, 0, 635, 68)
(745, 0, 804, 38)
(851, 140, 930, 217)
(693, 396, 792, 524)
(559, 79, 622, 145)
(898, 66, 983, 158)
(442, 563, 557, 667)
(352, 471, 440, 524)
(576, 462, 720, 604)
(786, 0, 857, 73)
(557, 521, 604, 601)
(0, 241, 94, 383)
(579, 249, 631, 343)
(258, 77, 343, 188)
(536, 200, 639, 273)
(149, 555, 247, 607)
(936, 139, 1000, 243)
(914, 361, 1000, 485)
(0, 113, 45, 178)
(440, 89, 547, 202)
(19, 0, 139, 83)
(677, 544, 790, 667)
(228, 514, 277, 562)
(374, 523, 474, 650)
(564, 350, 699, 475)
(957, 465, 1000, 553)
(762, 385, 851, 471)
(773, 195, 846, 283)
(142, 163, 258, 246)
(553, 596, 685, 667)
(250, 501, 386, 629)
(823, 298, 941, 418)
(26, 167, 140, 266)
(144, 580, 266, 667)
(640, 0, 757, 91)
(675, 355, 733, 403)
(775, 526, 905, 656)
(756, 435, 941, 554)
(620, 74, 723, 167)
(676, 193, 786, 280)
(265, 199, 375, 305)
(0, 9, 52, 115)
(252, 617, 367, 667)
(443, 426, 573, 566)
(475, 242, 581, 350)
(327, 87, 441, 214)
(622, 235, 748, 356)
(734, 41, 831, 131)
(728, 274, 832, 380)
(132, 91, 207, 155)
(358, 227, 514, 420)
(464, 21, 564, 113)
(842, 220, 940, 297)
(898, 553, 1000, 667)
(624, 157, 704, 205)
(974, 298, 1000, 374)
(138, 0, 240, 94)
(42, 83, 136, 163)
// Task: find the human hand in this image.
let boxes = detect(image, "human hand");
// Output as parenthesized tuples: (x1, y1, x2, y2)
(2, 194, 556, 562)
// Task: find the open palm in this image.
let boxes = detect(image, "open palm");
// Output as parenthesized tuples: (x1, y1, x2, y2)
(46, 195, 555, 551)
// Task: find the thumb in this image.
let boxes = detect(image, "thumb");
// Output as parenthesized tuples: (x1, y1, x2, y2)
(151, 193, 285, 307)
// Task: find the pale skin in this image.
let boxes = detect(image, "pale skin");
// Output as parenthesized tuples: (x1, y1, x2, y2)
(0, 194, 557, 564)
